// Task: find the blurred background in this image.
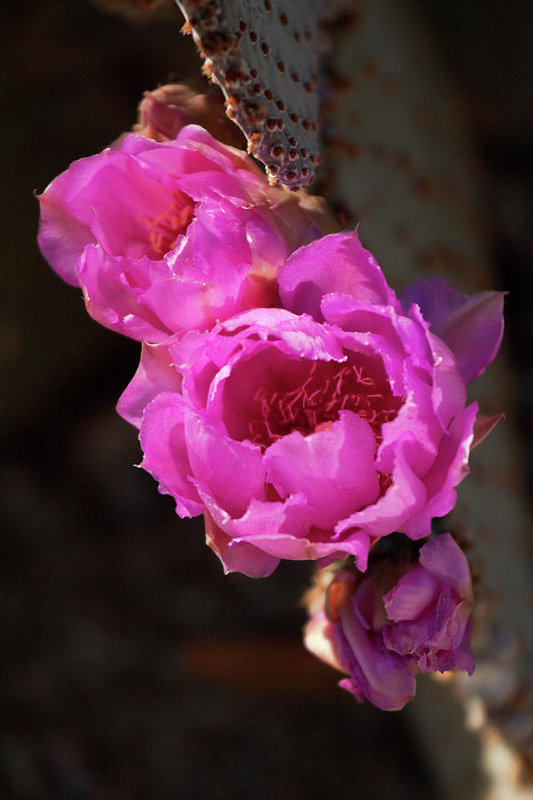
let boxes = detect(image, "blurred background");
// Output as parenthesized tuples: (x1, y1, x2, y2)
(1, 1, 531, 797)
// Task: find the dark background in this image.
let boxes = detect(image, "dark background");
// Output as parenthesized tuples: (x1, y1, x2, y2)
(2, 1, 531, 797)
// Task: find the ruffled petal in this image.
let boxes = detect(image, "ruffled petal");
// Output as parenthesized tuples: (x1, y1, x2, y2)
(401, 277, 505, 384)
(279, 231, 399, 321)
(139, 393, 204, 517)
(78, 244, 173, 342)
(117, 342, 181, 428)
(418, 534, 474, 601)
(336, 435, 428, 540)
(337, 598, 416, 711)
(184, 409, 267, 519)
(204, 513, 279, 578)
(403, 404, 478, 538)
(383, 567, 441, 623)
(264, 411, 380, 530)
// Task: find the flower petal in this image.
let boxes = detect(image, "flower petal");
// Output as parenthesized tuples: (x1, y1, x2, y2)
(140, 393, 204, 517)
(204, 513, 279, 577)
(336, 435, 428, 540)
(264, 411, 380, 530)
(78, 245, 173, 342)
(184, 409, 267, 520)
(401, 277, 505, 384)
(418, 534, 474, 601)
(402, 404, 478, 538)
(117, 342, 181, 428)
(337, 599, 416, 711)
(279, 231, 399, 321)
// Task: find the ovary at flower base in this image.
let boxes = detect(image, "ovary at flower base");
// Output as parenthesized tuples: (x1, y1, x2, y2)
(303, 533, 475, 711)
(118, 231, 504, 577)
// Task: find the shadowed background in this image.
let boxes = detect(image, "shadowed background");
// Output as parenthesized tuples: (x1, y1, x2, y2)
(1, 1, 531, 797)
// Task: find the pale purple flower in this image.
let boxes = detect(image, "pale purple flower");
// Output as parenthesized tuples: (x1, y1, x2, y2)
(303, 533, 475, 711)
(37, 125, 320, 342)
(119, 231, 504, 577)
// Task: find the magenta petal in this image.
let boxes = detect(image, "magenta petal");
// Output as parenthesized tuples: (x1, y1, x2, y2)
(204, 513, 279, 577)
(176, 124, 263, 177)
(401, 278, 505, 384)
(400, 276, 466, 328)
(418, 534, 474, 601)
(403, 404, 477, 538)
(264, 411, 380, 530)
(336, 436, 428, 540)
(279, 231, 399, 321)
(117, 342, 181, 428)
(37, 153, 107, 285)
(140, 393, 204, 517)
(199, 491, 314, 555)
(434, 292, 505, 384)
(383, 567, 441, 622)
(198, 489, 367, 565)
(429, 334, 467, 429)
(329, 530, 372, 572)
(184, 410, 266, 519)
(140, 277, 217, 333)
(78, 245, 172, 342)
(337, 600, 416, 711)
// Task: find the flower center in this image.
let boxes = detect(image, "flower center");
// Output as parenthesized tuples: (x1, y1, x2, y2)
(244, 353, 402, 450)
(142, 189, 195, 256)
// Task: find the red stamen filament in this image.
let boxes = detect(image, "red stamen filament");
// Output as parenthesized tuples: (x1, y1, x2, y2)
(247, 359, 402, 450)
(142, 189, 195, 256)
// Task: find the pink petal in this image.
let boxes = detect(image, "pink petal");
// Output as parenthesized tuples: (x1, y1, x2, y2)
(264, 411, 380, 531)
(78, 245, 172, 342)
(117, 342, 181, 428)
(204, 513, 279, 578)
(81, 156, 172, 258)
(198, 489, 367, 564)
(336, 435, 428, 540)
(139, 277, 218, 333)
(139, 393, 204, 517)
(184, 409, 267, 520)
(418, 534, 474, 601)
(383, 567, 441, 622)
(198, 489, 310, 546)
(279, 231, 399, 321)
(428, 333, 467, 429)
(337, 599, 416, 711)
(37, 152, 108, 285)
(403, 404, 478, 538)
(401, 277, 505, 384)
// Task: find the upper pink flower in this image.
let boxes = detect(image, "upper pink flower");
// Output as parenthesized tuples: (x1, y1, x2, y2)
(118, 232, 504, 577)
(37, 125, 321, 342)
(304, 533, 475, 711)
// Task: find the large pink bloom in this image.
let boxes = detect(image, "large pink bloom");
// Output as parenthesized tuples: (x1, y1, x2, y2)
(37, 125, 320, 342)
(303, 533, 475, 711)
(119, 232, 504, 577)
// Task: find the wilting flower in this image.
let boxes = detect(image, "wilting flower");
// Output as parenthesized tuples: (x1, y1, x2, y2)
(37, 125, 321, 342)
(303, 533, 475, 710)
(119, 231, 504, 577)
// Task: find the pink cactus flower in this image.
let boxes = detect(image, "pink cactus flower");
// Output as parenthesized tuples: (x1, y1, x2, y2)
(303, 533, 475, 711)
(119, 232, 504, 577)
(37, 125, 321, 342)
